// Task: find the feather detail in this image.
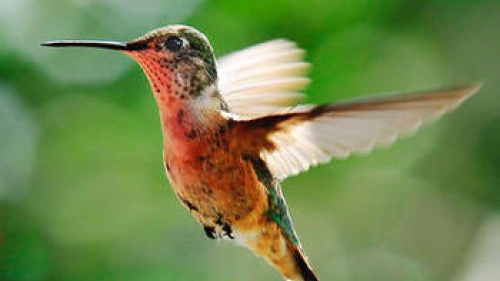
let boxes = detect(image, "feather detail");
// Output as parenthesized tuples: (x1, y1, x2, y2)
(231, 83, 481, 180)
(217, 40, 309, 117)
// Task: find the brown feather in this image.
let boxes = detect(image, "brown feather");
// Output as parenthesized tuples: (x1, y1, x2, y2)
(231, 83, 481, 179)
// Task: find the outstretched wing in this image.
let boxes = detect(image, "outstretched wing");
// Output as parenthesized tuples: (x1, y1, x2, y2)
(232, 83, 481, 180)
(217, 40, 309, 118)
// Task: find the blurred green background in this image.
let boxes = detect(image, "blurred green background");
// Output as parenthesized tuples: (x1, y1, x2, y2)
(1, 0, 499, 280)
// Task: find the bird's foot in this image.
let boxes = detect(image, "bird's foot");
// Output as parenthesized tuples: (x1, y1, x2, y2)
(222, 223, 234, 239)
(203, 226, 217, 239)
(202, 222, 234, 240)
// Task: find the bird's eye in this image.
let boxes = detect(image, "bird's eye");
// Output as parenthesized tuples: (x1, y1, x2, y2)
(163, 36, 183, 52)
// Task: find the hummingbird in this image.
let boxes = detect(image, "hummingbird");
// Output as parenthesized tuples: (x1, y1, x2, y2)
(42, 25, 480, 281)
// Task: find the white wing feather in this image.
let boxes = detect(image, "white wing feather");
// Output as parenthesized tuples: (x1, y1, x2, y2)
(217, 40, 309, 117)
(258, 84, 481, 180)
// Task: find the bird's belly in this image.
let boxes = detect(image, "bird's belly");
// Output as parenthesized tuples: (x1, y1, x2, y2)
(164, 148, 267, 229)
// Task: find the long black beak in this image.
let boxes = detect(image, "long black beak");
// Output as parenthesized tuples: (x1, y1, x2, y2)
(40, 40, 147, 51)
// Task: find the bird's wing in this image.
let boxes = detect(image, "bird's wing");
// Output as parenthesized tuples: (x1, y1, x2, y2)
(217, 39, 309, 118)
(232, 83, 480, 180)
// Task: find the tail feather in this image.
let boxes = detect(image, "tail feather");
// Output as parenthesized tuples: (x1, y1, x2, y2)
(289, 243, 319, 281)
(238, 223, 319, 281)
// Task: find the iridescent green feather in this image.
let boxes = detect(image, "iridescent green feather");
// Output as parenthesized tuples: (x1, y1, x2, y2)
(246, 155, 300, 246)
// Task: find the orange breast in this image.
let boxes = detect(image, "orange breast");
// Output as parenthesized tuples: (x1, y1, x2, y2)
(163, 127, 268, 227)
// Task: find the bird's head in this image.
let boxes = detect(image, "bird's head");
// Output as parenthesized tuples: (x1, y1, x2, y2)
(42, 25, 223, 111)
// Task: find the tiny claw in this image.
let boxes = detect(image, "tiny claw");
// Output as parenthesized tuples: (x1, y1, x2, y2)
(223, 223, 234, 239)
(203, 226, 217, 239)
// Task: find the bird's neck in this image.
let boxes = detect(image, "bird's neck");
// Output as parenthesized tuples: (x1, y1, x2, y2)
(153, 80, 227, 158)
(132, 51, 226, 154)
